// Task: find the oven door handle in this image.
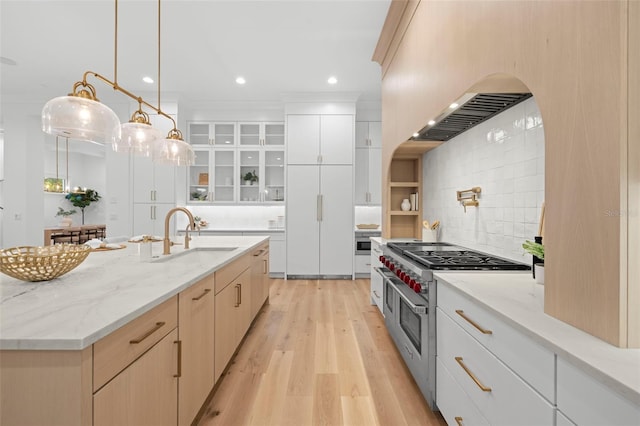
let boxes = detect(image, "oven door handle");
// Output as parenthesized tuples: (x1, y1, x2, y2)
(376, 267, 427, 315)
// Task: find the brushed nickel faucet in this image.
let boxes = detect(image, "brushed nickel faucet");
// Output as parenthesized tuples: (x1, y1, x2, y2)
(163, 207, 195, 255)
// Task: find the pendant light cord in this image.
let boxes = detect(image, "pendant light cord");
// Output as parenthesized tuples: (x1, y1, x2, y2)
(114, 0, 118, 85)
(157, 0, 161, 114)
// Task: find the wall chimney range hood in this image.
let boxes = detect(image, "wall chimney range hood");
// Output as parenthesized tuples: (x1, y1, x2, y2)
(412, 92, 532, 142)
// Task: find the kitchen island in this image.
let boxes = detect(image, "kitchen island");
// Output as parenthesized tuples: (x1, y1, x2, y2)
(0, 235, 270, 425)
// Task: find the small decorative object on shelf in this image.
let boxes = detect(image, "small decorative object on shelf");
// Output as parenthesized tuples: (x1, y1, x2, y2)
(242, 170, 258, 186)
(55, 207, 77, 227)
(401, 198, 411, 211)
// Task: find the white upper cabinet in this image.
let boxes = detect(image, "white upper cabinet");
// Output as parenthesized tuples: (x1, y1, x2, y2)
(355, 121, 382, 205)
(287, 114, 353, 165)
(239, 122, 285, 146)
(188, 122, 236, 146)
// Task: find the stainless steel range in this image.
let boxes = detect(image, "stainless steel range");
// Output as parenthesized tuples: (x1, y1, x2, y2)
(374, 241, 530, 410)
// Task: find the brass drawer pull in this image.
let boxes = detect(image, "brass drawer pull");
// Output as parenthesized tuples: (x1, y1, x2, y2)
(235, 284, 241, 307)
(129, 321, 165, 344)
(455, 310, 492, 334)
(455, 417, 463, 426)
(455, 356, 492, 392)
(174, 340, 182, 378)
(192, 288, 211, 301)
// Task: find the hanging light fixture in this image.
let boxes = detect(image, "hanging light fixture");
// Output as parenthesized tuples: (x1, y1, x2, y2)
(150, 0, 194, 165)
(40, 0, 193, 166)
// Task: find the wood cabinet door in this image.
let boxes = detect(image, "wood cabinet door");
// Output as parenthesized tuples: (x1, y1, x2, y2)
(178, 276, 215, 426)
(94, 329, 178, 426)
(235, 268, 253, 341)
(215, 280, 240, 380)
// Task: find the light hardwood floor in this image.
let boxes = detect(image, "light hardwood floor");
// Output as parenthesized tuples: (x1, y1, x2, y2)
(197, 279, 446, 426)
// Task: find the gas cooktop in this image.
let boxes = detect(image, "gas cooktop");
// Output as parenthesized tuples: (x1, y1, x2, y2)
(386, 241, 530, 271)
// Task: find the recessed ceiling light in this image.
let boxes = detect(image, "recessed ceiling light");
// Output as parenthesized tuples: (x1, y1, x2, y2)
(449, 103, 459, 109)
(327, 76, 338, 85)
(412, 132, 420, 138)
(428, 120, 436, 126)
(142, 76, 154, 84)
(236, 76, 246, 85)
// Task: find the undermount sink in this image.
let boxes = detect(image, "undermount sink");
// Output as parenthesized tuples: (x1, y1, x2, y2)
(151, 246, 238, 262)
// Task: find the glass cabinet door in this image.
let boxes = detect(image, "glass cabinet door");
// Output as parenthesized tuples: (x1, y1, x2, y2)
(213, 123, 235, 146)
(239, 150, 260, 202)
(239, 123, 261, 146)
(189, 149, 211, 202)
(264, 123, 285, 146)
(213, 150, 235, 202)
(264, 150, 285, 202)
(188, 123, 211, 145)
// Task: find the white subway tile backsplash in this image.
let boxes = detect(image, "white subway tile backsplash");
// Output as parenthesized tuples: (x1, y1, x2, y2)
(423, 97, 544, 262)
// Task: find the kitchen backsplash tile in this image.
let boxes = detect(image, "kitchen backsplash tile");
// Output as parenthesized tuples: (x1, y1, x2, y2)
(423, 97, 544, 262)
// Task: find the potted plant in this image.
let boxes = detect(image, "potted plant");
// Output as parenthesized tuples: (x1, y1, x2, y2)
(65, 188, 101, 225)
(55, 207, 77, 227)
(522, 240, 544, 284)
(242, 170, 258, 186)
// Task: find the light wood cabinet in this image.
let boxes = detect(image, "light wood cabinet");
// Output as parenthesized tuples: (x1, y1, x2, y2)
(387, 155, 422, 239)
(215, 262, 252, 380)
(94, 329, 179, 426)
(178, 275, 215, 426)
(250, 242, 270, 318)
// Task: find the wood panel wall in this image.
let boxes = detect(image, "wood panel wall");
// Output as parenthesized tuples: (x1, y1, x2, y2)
(376, 0, 636, 347)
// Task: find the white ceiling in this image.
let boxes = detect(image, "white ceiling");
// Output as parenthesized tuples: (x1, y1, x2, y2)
(0, 0, 390, 119)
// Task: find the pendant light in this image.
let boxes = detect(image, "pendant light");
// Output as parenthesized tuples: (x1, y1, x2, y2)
(41, 0, 193, 166)
(42, 82, 121, 144)
(150, 0, 194, 166)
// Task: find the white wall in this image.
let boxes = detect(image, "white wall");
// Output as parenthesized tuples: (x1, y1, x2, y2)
(176, 205, 285, 231)
(422, 97, 544, 262)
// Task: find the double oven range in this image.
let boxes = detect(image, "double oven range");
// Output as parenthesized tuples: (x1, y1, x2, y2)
(375, 241, 530, 410)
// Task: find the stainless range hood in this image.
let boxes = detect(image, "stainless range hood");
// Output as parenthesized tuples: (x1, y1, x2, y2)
(412, 92, 532, 142)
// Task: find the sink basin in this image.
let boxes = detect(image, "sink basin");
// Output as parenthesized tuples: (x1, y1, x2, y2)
(151, 246, 238, 262)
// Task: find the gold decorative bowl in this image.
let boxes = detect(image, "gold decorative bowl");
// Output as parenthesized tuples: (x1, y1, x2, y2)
(0, 245, 91, 282)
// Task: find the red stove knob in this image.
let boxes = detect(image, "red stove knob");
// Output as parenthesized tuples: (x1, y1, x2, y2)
(414, 284, 421, 293)
(379, 255, 385, 263)
(389, 263, 395, 272)
(384, 259, 390, 267)
(398, 271, 405, 280)
(409, 279, 417, 289)
(403, 275, 411, 284)
(395, 269, 402, 277)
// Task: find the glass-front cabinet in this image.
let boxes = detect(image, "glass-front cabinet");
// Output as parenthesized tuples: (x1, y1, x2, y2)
(188, 148, 236, 203)
(187, 121, 284, 204)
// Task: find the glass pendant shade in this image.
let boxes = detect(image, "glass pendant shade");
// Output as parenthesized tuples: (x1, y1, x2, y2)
(115, 122, 162, 156)
(152, 137, 195, 166)
(42, 95, 121, 144)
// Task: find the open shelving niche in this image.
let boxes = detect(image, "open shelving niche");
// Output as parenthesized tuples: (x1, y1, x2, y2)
(388, 155, 423, 239)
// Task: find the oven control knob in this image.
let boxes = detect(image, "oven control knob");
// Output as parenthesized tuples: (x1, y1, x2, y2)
(403, 275, 411, 285)
(389, 263, 395, 272)
(413, 282, 421, 293)
(379, 255, 385, 263)
(384, 259, 390, 268)
(398, 271, 405, 280)
(410, 280, 418, 291)
(396, 269, 402, 277)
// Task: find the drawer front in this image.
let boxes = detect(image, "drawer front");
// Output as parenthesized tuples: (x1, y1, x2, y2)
(370, 266, 383, 314)
(437, 308, 554, 426)
(215, 252, 251, 294)
(437, 281, 555, 402)
(93, 296, 178, 391)
(355, 254, 370, 274)
(436, 357, 489, 426)
(557, 357, 640, 426)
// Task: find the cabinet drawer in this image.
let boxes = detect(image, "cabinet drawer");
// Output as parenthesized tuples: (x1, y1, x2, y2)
(557, 357, 640, 426)
(355, 254, 370, 274)
(437, 281, 554, 402)
(93, 296, 178, 391)
(437, 308, 554, 426)
(215, 252, 251, 294)
(436, 357, 489, 426)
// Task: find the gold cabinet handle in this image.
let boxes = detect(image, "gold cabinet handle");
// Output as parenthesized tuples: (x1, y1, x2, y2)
(192, 288, 211, 301)
(455, 357, 491, 392)
(238, 283, 242, 305)
(235, 284, 241, 307)
(455, 417, 463, 426)
(263, 259, 268, 274)
(129, 321, 165, 344)
(174, 340, 182, 378)
(455, 310, 492, 334)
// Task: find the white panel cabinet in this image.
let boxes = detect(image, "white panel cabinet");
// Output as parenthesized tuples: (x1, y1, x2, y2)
(370, 239, 383, 314)
(132, 154, 176, 236)
(133, 203, 175, 237)
(287, 114, 353, 165)
(557, 357, 640, 426)
(286, 165, 353, 277)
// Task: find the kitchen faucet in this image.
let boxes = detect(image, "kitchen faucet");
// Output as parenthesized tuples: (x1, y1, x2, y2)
(163, 207, 195, 255)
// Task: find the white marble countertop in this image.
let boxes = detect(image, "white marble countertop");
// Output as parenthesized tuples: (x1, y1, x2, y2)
(0, 236, 268, 351)
(178, 228, 284, 233)
(433, 272, 640, 405)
